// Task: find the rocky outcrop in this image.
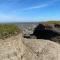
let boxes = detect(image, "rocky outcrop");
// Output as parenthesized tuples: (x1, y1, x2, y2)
(30, 24, 60, 43)
(0, 34, 60, 60)
(32, 24, 60, 39)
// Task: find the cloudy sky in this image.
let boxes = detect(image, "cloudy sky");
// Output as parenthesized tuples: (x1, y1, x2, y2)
(0, 0, 60, 22)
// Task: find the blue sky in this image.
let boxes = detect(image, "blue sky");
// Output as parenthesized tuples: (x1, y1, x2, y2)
(0, 0, 60, 22)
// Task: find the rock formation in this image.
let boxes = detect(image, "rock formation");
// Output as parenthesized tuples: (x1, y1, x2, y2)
(0, 33, 60, 60)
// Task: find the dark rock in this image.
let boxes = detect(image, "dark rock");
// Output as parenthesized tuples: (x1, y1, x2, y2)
(23, 34, 31, 39)
(54, 24, 60, 28)
(32, 24, 60, 40)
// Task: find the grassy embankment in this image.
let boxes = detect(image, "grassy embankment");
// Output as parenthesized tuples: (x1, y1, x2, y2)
(46, 21, 60, 30)
(0, 24, 21, 39)
(46, 21, 60, 24)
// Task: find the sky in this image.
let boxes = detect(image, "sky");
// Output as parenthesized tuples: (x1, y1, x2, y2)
(0, 0, 60, 22)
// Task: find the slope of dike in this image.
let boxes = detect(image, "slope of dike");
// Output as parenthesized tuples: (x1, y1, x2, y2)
(0, 34, 60, 60)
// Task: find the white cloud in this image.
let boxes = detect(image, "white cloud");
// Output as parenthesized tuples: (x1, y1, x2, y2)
(23, 4, 48, 10)
(22, 0, 59, 10)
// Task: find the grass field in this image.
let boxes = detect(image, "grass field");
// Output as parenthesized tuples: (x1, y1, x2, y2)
(0, 24, 21, 39)
(46, 21, 60, 24)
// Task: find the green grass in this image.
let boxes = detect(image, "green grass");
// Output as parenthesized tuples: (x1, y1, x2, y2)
(44, 21, 60, 31)
(46, 21, 60, 24)
(0, 24, 21, 39)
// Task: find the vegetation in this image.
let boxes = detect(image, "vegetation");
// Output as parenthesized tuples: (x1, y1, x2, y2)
(41, 21, 60, 31)
(46, 21, 60, 24)
(0, 24, 21, 39)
